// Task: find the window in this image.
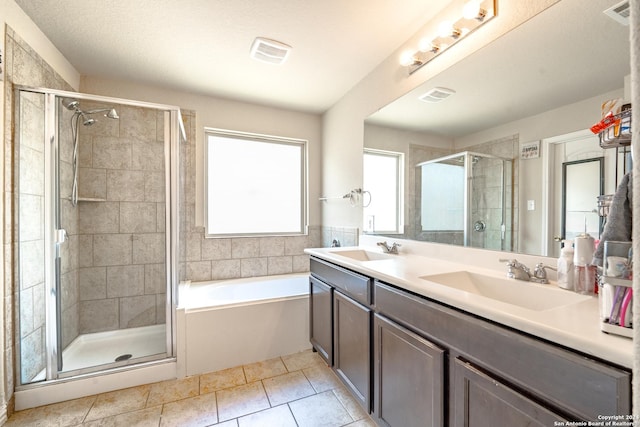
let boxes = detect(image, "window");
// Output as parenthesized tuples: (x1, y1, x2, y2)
(205, 128, 307, 237)
(363, 149, 404, 234)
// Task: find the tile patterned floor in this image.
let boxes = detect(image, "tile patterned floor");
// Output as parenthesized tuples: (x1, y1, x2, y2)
(6, 350, 377, 427)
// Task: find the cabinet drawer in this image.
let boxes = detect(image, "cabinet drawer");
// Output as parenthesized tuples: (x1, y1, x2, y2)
(310, 257, 371, 305)
(374, 281, 631, 420)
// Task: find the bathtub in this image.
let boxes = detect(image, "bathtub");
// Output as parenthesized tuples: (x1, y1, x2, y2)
(177, 273, 311, 376)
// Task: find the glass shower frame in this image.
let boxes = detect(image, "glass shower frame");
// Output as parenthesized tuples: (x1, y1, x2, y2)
(14, 86, 184, 386)
(417, 151, 513, 250)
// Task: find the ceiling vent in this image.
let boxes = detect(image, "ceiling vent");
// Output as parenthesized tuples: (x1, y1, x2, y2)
(419, 87, 456, 103)
(604, 0, 630, 26)
(250, 37, 292, 65)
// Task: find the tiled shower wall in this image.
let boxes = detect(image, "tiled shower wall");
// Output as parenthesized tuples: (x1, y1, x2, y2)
(74, 105, 168, 334)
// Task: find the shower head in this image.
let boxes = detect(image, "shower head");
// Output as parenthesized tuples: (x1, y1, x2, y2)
(82, 115, 96, 126)
(105, 108, 119, 119)
(84, 107, 119, 120)
(62, 98, 80, 111)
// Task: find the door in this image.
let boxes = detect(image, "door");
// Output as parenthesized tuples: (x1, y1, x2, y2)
(373, 314, 445, 427)
(452, 358, 568, 426)
(333, 290, 371, 411)
(561, 158, 604, 244)
(309, 276, 333, 364)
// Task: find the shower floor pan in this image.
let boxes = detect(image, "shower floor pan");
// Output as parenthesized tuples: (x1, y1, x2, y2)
(32, 324, 167, 381)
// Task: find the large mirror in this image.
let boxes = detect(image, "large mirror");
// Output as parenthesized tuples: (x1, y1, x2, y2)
(363, 0, 631, 257)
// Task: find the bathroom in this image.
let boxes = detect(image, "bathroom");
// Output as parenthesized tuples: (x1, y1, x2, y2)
(0, 0, 639, 423)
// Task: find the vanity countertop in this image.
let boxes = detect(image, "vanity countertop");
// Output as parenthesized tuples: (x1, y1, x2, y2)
(305, 245, 633, 369)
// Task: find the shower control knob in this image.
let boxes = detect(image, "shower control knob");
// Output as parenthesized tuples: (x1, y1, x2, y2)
(473, 220, 486, 232)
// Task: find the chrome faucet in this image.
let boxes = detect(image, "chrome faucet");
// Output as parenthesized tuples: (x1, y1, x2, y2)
(531, 263, 556, 284)
(377, 241, 401, 254)
(499, 259, 555, 284)
(499, 258, 531, 281)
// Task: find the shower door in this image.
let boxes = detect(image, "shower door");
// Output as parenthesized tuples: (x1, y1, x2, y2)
(468, 155, 513, 251)
(15, 87, 183, 385)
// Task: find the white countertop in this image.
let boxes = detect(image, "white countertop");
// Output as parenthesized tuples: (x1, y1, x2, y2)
(305, 243, 633, 369)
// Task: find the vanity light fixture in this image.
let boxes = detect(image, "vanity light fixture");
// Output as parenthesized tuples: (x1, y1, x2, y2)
(401, 0, 497, 75)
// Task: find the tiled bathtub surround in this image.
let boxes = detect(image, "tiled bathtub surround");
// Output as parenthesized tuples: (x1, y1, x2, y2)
(180, 112, 322, 282)
(5, 350, 375, 427)
(184, 228, 321, 282)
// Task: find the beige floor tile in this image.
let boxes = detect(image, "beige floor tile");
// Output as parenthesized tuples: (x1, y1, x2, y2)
(81, 405, 162, 426)
(159, 392, 217, 427)
(237, 404, 297, 427)
(281, 349, 326, 372)
(217, 420, 239, 427)
(200, 366, 246, 394)
(344, 419, 378, 427)
(263, 371, 315, 406)
(5, 396, 96, 427)
(84, 385, 151, 422)
(332, 386, 368, 421)
(243, 357, 287, 382)
(289, 390, 354, 427)
(217, 381, 270, 422)
(146, 375, 200, 407)
(302, 364, 342, 393)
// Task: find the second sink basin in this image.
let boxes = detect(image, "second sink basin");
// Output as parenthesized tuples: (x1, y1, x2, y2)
(420, 271, 591, 311)
(329, 249, 394, 262)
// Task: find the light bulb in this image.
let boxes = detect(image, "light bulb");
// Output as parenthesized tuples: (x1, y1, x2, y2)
(438, 21, 454, 38)
(400, 50, 416, 67)
(463, 0, 481, 19)
(418, 38, 432, 52)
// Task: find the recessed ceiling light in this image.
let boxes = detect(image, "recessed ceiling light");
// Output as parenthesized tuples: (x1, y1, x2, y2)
(419, 87, 456, 103)
(250, 37, 292, 65)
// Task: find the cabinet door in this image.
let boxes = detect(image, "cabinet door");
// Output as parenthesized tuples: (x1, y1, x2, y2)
(373, 314, 445, 427)
(452, 358, 569, 426)
(309, 276, 333, 365)
(333, 290, 371, 411)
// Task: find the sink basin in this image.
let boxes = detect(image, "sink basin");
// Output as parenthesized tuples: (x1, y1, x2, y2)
(329, 249, 394, 261)
(420, 271, 591, 311)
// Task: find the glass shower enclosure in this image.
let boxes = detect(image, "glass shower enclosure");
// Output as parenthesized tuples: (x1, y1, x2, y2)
(417, 151, 513, 251)
(14, 86, 184, 385)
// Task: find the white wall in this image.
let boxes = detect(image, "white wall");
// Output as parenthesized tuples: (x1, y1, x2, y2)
(1, 0, 80, 88)
(80, 77, 323, 229)
(321, 0, 560, 231)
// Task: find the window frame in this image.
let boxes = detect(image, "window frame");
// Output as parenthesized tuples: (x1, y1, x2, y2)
(204, 127, 308, 238)
(362, 148, 404, 235)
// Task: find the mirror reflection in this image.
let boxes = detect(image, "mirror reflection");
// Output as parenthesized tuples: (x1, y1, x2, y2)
(363, 0, 631, 257)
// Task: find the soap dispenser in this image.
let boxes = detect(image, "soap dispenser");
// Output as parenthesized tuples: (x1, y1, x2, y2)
(573, 232, 596, 295)
(557, 241, 574, 290)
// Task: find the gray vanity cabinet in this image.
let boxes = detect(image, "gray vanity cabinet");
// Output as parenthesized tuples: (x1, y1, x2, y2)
(373, 313, 445, 427)
(374, 280, 631, 423)
(309, 257, 372, 411)
(309, 276, 333, 364)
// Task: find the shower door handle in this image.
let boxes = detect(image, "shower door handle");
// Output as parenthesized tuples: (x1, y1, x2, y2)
(55, 229, 68, 246)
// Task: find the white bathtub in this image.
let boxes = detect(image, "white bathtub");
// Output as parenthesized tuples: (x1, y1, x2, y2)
(177, 273, 311, 376)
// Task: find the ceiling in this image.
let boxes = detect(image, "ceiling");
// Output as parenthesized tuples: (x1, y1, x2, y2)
(366, 0, 631, 138)
(14, 0, 452, 113)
